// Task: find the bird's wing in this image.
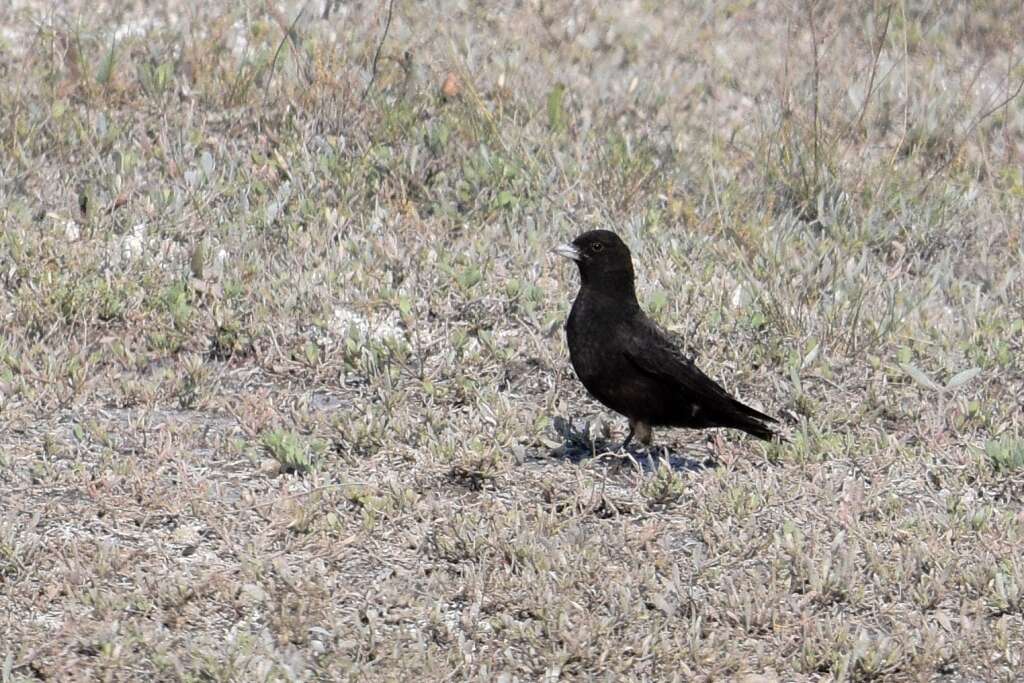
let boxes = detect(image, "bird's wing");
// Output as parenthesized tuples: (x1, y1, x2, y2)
(621, 315, 775, 422)
(621, 317, 731, 400)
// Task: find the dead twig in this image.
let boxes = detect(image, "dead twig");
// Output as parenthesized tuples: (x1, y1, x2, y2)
(362, 0, 397, 101)
(264, 1, 313, 105)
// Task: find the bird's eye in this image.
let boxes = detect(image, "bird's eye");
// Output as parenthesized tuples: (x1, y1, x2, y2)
(591, 242, 604, 252)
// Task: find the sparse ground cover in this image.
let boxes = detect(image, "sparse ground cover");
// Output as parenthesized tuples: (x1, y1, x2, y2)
(1, 1, 1023, 680)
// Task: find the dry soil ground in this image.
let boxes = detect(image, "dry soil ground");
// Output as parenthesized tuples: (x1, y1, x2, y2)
(1, 1, 1023, 680)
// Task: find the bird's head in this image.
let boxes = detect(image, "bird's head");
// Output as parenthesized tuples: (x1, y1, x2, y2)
(553, 230, 636, 295)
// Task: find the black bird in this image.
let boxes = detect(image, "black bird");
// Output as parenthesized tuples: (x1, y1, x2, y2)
(554, 229, 779, 447)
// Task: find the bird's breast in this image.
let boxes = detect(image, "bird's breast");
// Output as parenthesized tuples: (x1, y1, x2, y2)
(565, 295, 636, 409)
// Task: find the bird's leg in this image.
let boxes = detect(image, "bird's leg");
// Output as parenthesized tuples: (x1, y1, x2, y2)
(610, 420, 645, 476)
(619, 423, 635, 451)
(621, 418, 653, 452)
(635, 420, 653, 447)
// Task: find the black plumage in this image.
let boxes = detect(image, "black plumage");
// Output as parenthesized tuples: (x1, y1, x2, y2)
(554, 229, 779, 447)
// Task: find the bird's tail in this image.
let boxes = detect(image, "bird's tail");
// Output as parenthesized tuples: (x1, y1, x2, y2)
(726, 399, 781, 442)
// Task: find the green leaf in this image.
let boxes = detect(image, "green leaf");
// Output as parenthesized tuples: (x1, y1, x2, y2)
(190, 240, 206, 279)
(457, 265, 482, 290)
(648, 290, 668, 316)
(200, 150, 215, 178)
(897, 346, 912, 364)
(546, 83, 567, 133)
(801, 340, 820, 369)
(789, 363, 802, 393)
(397, 295, 412, 318)
(495, 190, 516, 208)
(900, 363, 940, 391)
(97, 37, 118, 85)
(945, 367, 981, 390)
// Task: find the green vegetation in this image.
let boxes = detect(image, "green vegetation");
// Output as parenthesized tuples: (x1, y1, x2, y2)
(1, 1, 1022, 679)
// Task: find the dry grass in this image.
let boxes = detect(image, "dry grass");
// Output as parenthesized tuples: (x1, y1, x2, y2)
(2, 0, 1024, 680)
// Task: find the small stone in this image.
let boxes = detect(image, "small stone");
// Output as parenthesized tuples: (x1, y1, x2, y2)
(239, 582, 268, 606)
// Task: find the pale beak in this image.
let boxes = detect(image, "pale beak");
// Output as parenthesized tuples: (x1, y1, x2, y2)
(552, 243, 581, 262)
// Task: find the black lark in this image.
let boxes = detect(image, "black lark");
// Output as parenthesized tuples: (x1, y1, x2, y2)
(554, 229, 779, 448)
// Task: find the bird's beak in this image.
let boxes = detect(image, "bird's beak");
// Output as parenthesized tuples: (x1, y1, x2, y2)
(552, 243, 581, 262)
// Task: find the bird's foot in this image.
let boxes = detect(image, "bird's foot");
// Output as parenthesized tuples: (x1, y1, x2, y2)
(618, 425, 635, 452)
